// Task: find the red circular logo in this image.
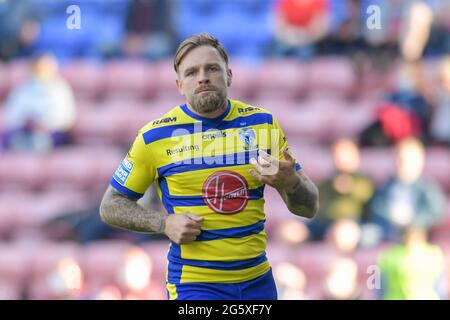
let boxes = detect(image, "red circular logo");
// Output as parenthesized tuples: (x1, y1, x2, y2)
(202, 170, 249, 215)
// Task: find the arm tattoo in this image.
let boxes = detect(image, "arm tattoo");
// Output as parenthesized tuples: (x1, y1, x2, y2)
(283, 172, 319, 218)
(100, 186, 167, 233)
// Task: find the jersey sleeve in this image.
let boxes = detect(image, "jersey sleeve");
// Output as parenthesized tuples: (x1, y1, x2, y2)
(110, 131, 156, 199)
(272, 116, 302, 171)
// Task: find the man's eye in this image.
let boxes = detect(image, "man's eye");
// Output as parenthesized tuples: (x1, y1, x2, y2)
(209, 66, 218, 71)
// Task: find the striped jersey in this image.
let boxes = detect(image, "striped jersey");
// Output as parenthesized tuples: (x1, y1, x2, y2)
(110, 99, 301, 284)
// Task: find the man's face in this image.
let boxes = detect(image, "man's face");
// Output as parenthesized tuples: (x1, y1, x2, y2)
(176, 45, 232, 114)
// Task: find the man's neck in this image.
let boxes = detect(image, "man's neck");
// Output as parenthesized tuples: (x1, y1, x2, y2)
(186, 100, 228, 119)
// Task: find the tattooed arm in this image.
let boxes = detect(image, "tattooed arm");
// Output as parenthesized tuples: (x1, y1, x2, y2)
(277, 170, 319, 218)
(100, 185, 167, 233)
(99, 186, 203, 244)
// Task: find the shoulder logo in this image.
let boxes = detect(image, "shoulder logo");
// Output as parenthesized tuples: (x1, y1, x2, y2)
(152, 117, 177, 126)
(237, 106, 261, 114)
(113, 157, 134, 185)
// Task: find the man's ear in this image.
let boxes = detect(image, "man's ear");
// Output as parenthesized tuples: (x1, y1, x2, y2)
(227, 69, 233, 87)
(176, 78, 183, 95)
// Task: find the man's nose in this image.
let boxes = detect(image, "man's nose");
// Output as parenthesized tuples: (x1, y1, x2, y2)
(198, 69, 210, 84)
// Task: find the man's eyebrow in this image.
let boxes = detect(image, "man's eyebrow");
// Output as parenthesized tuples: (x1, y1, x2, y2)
(184, 63, 221, 74)
(183, 66, 197, 74)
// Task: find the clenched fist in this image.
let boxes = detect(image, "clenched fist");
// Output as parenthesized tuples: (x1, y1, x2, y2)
(164, 213, 203, 245)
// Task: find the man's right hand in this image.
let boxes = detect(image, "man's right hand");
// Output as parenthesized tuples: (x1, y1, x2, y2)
(163, 213, 204, 244)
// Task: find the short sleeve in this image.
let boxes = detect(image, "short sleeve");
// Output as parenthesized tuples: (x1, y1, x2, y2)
(110, 131, 156, 199)
(272, 116, 302, 171)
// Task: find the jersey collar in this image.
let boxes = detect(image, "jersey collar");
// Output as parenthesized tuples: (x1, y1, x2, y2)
(180, 99, 231, 125)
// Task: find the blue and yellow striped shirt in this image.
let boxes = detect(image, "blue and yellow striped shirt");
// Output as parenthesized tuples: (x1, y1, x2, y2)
(110, 99, 301, 284)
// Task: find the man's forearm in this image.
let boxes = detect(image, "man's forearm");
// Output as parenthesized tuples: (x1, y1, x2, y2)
(100, 186, 167, 233)
(280, 172, 319, 218)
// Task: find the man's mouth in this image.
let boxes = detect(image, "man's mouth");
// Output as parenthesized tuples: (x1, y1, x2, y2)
(196, 88, 216, 94)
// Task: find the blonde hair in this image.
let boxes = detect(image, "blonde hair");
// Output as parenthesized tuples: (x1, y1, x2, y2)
(173, 32, 229, 73)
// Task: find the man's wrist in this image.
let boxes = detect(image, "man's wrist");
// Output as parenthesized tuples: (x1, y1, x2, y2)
(158, 214, 168, 234)
(285, 175, 301, 194)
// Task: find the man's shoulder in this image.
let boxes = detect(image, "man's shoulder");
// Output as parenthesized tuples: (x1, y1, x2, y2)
(231, 99, 273, 117)
(138, 104, 188, 134)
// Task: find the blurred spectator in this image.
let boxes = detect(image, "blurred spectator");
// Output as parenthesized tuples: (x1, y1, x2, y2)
(430, 55, 450, 145)
(317, 0, 367, 56)
(323, 256, 360, 299)
(122, 0, 175, 60)
(320, 219, 362, 299)
(307, 139, 375, 240)
(272, 0, 330, 59)
(423, 0, 450, 56)
(377, 226, 446, 299)
(273, 262, 310, 299)
(365, 137, 445, 243)
(360, 60, 433, 146)
(275, 218, 310, 245)
(0, 0, 40, 61)
(1, 53, 76, 152)
(400, 1, 434, 62)
(46, 257, 84, 300)
(325, 219, 361, 254)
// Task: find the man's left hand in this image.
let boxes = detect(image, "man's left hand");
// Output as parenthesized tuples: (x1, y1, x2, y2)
(249, 148, 300, 193)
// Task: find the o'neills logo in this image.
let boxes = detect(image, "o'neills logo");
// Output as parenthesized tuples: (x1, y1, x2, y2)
(202, 170, 249, 215)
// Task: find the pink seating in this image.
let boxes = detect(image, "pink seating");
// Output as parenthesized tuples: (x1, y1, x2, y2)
(255, 59, 307, 100)
(103, 60, 158, 100)
(73, 105, 132, 144)
(61, 61, 105, 100)
(0, 282, 22, 300)
(0, 152, 46, 189)
(141, 241, 171, 280)
(359, 148, 396, 184)
(227, 61, 258, 100)
(83, 240, 130, 283)
(8, 60, 31, 90)
(154, 59, 179, 98)
(44, 147, 122, 190)
(307, 57, 356, 99)
(31, 241, 82, 278)
(0, 243, 34, 283)
(327, 107, 376, 141)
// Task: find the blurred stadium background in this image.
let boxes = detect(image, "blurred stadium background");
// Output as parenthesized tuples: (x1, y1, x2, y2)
(0, 0, 449, 300)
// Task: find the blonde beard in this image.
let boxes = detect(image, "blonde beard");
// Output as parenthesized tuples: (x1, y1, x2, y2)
(190, 91, 227, 114)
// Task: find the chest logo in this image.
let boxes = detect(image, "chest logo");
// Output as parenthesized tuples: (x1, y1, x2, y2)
(238, 128, 257, 150)
(202, 170, 249, 214)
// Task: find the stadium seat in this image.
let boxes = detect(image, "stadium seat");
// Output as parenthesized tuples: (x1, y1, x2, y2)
(227, 61, 258, 101)
(61, 61, 105, 100)
(0, 282, 22, 300)
(0, 243, 33, 284)
(83, 240, 131, 283)
(255, 60, 308, 100)
(307, 57, 357, 99)
(141, 241, 171, 281)
(0, 152, 46, 190)
(7, 60, 31, 91)
(103, 60, 158, 100)
(43, 147, 122, 190)
(154, 60, 180, 99)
